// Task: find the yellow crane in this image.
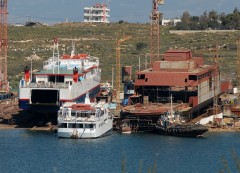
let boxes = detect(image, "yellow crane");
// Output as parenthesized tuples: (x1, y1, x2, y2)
(150, 0, 164, 67)
(115, 35, 131, 110)
(237, 38, 240, 101)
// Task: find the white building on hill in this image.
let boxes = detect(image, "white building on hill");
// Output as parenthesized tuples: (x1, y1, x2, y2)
(84, 4, 110, 23)
(162, 18, 181, 26)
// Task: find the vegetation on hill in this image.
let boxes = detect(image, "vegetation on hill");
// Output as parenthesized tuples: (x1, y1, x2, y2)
(8, 23, 240, 91)
(172, 7, 240, 30)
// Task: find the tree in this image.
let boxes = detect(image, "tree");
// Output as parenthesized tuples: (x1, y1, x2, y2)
(199, 11, 209, 30)
(208, 10, 220, 29)
(181, 11, 191, 25)
(233, 7, 240, 29)
(136, 42, 148, 52)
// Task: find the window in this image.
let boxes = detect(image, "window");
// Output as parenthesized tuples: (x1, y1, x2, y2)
(77, 124, 83, 128)
(138, 74, 145, 79)
(189, 75, 197, 81)
(49, 75, 64, 83)
(68, 123, 76, 128)
(58, 123, 67, 128)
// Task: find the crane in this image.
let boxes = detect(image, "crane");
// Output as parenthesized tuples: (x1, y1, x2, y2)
(237, 38, 240, 90)
(115, 35, 131, 109)
(0, 0, 8, 93)
(150, 0, 164, 67)
(213, 44, 219, 116)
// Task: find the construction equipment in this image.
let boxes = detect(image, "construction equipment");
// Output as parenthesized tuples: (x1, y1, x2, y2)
(236, 38, 240, 101)
(150, 0, 164, 67)
(115, 35, 131, 109)
(237, 38, 240, 90)
(0, 0, 8, 93)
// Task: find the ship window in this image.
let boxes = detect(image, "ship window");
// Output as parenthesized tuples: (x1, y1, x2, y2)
(85, 124, 90, 128)
(77, 124, 83, 128)
(89, 124, 94, 129)
(145, 78, 148, 82)
(209, 77, 213, 91)
(127, 84, 134, 90)
(49, 75, 64, 83)
(189, 75, 197, 81)
(68, 123, 76, 128)
(138, 74, 145, 79)
(59, 123, 67, 128)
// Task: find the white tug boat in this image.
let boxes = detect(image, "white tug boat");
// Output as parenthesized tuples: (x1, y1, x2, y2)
(57, 93, 113, 138)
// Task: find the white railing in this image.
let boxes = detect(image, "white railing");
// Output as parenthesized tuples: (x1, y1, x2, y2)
(21, 82, 70, 89)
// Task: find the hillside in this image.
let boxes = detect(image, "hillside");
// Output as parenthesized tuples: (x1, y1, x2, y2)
(8, 23, 240, 90)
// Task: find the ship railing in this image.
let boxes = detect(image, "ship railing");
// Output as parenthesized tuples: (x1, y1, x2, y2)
(23, 82, 70, 89)
(59, 116, 99, 122)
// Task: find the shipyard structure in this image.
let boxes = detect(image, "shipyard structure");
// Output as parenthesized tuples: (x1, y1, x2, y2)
(120, 49, 221, 132)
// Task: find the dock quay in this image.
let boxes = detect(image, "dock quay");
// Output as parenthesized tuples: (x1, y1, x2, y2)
(30, 125, 57, 132)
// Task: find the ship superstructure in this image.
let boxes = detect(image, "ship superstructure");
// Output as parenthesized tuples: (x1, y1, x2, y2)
(18, 42, 101, 113)
(132, 49, 220, 116)
(57, 94, 113, 139)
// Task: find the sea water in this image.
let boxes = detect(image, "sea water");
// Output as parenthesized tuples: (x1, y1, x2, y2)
(0, 130, 239, 173)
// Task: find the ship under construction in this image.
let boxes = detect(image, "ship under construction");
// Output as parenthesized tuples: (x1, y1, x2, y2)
(120, 49, 221, 132)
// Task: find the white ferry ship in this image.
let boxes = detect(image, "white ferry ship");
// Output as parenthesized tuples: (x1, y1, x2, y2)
(18, 40, 101, 113)
(57, 93, 113, 138)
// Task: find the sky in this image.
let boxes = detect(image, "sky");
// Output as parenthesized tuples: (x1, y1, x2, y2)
(8, 0, 240, 24)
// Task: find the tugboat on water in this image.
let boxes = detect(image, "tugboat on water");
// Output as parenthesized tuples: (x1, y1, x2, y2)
(155, 117, 208, 137)
(154, 95, 208, 138)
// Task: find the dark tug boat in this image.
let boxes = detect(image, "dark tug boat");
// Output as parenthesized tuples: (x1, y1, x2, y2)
(154, 122, 208, 138)
(154, 96, 208, 138)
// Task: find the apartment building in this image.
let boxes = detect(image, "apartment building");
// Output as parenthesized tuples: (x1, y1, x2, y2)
(84, 4, 110, 23)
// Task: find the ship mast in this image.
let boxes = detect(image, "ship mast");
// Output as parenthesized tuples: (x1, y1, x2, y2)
(170, 94, 173, 120)
(52, 38, 60, 74)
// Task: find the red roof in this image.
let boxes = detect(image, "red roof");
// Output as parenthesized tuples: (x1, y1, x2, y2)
(62, 54, 88, 60)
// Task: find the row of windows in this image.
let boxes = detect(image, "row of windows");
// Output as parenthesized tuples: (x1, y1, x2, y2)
(137, 72, 214, 82)
(69, 110, 104, 118)
(59, 123, 95, 129)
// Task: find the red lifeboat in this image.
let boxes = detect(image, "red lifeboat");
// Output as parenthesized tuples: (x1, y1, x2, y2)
(71, 104, 93, 110)
(24, 66, 30, 82)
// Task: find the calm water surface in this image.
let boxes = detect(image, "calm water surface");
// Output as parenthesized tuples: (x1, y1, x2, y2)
(0, 130, 240, 173)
